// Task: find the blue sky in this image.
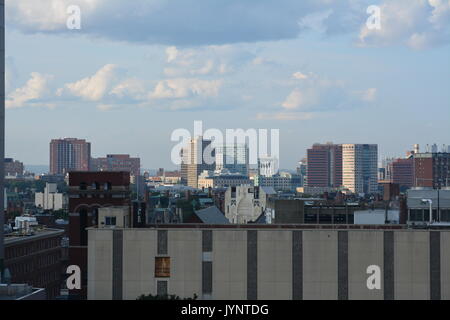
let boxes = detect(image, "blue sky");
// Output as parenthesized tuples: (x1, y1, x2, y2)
(5, 0, 450, 169)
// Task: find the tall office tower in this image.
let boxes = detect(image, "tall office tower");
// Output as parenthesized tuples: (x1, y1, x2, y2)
(68, 171, 131, 299)
(447, 145, 450, 153)
(182, 137, 215, 189)
(258, 156, 279, 177)
(414, 152, 450, 188)
(215, 143, 249, 176)
(91, 154, 141, 177)
(306, 143, 343, 188)
(50, 138, 91, 175)
(342, 144, 378, 195)
(296, 159, 307, 187)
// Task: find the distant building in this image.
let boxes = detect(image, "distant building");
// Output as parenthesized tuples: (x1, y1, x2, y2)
(224, 185, 276, 223)
(50, 138, 91, 175)
(388, 157, 414, 189)
(35, 183, 65, 211)
(197, 171, 251, 189)
(306, 143, 342, 188)
(254, 172, 302, 191)
(181, 137, 216, 189)
(90, 154, 140, 177)
(258, 156, 279, 177)
(342, 144, 378, 195)
(215, 144, 249, 176)
(4, 158, 24, 177)
(414, 152, 450, 188)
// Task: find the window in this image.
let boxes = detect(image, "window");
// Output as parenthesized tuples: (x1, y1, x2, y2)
(155, 257, 171, 278)
(105, 216, 117, 226)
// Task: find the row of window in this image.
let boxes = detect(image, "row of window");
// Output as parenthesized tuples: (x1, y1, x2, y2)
(5, 237, 60, 260)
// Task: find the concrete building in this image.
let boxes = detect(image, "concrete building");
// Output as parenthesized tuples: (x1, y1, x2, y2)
(50, 138, 91, 175)
(307, 143, 342, 188)
(35, 183, 65, 211)
(91, 154, 140, 177)
(88, 225, 450, 300)
(4, 158, 24, 177)
(224, 186, 276, 223)
(342, 144, 378, 195)
(407, 187, 450, 224)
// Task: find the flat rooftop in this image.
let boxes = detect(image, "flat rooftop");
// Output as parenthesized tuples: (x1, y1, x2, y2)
(4, 228, 64, 245)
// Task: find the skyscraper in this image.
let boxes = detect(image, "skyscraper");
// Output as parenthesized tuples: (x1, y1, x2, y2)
(306, 143, 342, 188)
(342, 144, 378, 194)
(414, 152, 450, 188)
(215, 143, 249, 175)
(181, 137, 215, 188)
(49, 138, 91, 175)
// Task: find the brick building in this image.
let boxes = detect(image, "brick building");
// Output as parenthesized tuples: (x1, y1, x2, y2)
(4, 228, 64, 299)
(68, 171, 131, 299)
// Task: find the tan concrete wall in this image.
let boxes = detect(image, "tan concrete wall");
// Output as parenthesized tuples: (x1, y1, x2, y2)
(122, 229, 157, 300)
(303, 230, 338, 300)
(87, 229, 113, 300)
(212, 230, 247, 300)
(167, 230, 202, 299)
(394, 231, 430, 300)
(348, 231, 384, 300)
(441, 232, 450, 300)
(257, 231, 292, 300)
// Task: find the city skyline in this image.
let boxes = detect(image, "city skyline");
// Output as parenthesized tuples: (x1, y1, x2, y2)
(4, 0, 450, 169)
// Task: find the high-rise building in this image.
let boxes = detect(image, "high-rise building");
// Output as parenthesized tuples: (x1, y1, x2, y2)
(342, 144, 378, 194)
(49, 138, 91, 175)
(181, 137, 215, 189)
(68, 171, 131, 299)
(90, 154, 140, 177)
(215, 143, 249, 176)
(389, 157, 414, 189)
(414, 152, 450, 188)
(306, 143, 342, 188)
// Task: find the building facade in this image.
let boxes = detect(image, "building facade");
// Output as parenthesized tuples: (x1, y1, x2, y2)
(88, 226, 450, 300)
(90, 154, 140, 177)
(224, 186, 276, 223)
(68, 171, 131, 299)
(414, 152, 450, 188)
(307, 143, 342, 188)
(50, 138, 91, 175)
(182, 137, 216, 189)
(35, 183, 65, 211)
(4, 228, 64, 299)
(342, 144, 378, 195)
(215, 144, 249, 176)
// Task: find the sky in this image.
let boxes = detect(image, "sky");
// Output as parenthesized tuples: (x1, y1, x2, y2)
(4, 0, 450, 170)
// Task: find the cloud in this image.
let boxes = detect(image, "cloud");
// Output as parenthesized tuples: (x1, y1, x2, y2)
(360, 88, 377, 102)
(110, 78, 146, 101)
(282, 88, 318, 110)
(56, 64, 118, 101)
(6, 72, 53, 109)
(292, 72, 310, 80)
(359, 0, 450, 49)
(150, 78, 222, 99)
